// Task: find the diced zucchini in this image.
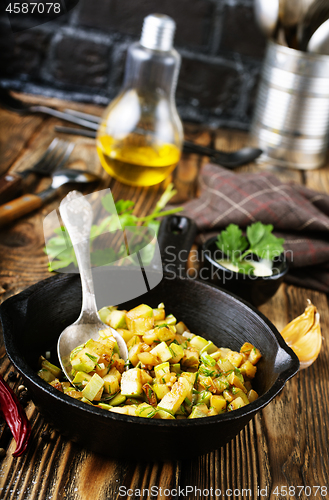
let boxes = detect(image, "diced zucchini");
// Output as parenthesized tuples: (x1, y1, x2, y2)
(189, 335, 208, 352)
(175, 321, 190, 335)
(110, 406, 128, 415)
(168, 343, 184, 363)
(106, 310, 127, 329)
(232, 390, 249, 405)
(140, 369, 153, 385)
(217, 358, 235, 375)
(171, 363, 181, 374)
(117, 329, 137, 344)
(121, 368, 143, 397)
(198, 375, 216, 392)
(137, 351, 159, 366)
(226, 350, 244, 367)
(71, 348, 99, 373)
(200, 341, 218, 354)
(154, 409, 175, 419)
(110, 392, 126, 406)
(81, 397, 94, 405)
(39, 356, 62, 378)
(126, 304, 154, 331)
(188, 404, 208, 419)
(226, 371, 247, 393)
(72, 371, 92, 388)
(150, 342, 172, 363)
(155, 325, 176, 343)
(223, 390, 234, 402)
(164, 314, 177, 325)
(228, 396, 246, 411)
(127, 335, 142, 349)
(181, 349, 199, 368)
(247, 389, 258, 403)
(153, 383, 170, 400)
(239, 360, 257, 379)
(98, 306, 117, 323)
(38, 368, 56, 383)
(200, 352, 216, 367)
(157, 376, 190, 415)
(128, 343, 143, 366)
(103, 367, 121, 394)
(85, 338, 115, 357)
(81, 373, 104, 401)
(98, 402, 113, 410)
(142, 330, 158, 345)
(197, 390, 212, 406)
(154, 362, 170, 382)
(153, 308, 166, 321)
(136, 403, 157, 418)
(210, 395, 227, 413)
(212, 375, 230, 394)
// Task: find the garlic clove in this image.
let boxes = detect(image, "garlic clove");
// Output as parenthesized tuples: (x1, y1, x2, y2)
(281, 301, 322, 370)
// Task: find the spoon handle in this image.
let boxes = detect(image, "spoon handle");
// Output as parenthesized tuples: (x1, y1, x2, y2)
(59, 190, 99, 322)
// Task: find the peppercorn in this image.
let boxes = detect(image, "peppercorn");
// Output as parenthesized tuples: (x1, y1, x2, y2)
(8, 372, 17, 382)
(41, 430, 51, 442)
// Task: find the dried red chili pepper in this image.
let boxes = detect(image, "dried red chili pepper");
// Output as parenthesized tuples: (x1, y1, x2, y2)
(0, 374, 31, 457)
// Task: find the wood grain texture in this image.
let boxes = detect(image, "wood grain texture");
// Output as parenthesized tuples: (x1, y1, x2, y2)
(0, 96, 329, 500)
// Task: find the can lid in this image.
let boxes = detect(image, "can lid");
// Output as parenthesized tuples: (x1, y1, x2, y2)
(140, 14, 176, 51)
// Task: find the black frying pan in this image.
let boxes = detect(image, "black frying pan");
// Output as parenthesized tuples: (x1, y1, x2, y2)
(0, 216, 299, 460)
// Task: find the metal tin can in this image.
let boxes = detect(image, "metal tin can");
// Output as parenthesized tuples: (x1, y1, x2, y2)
(250, 41, 329, 170)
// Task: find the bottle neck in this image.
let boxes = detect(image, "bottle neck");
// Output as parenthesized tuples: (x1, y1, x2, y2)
(122, 43, 181, 100)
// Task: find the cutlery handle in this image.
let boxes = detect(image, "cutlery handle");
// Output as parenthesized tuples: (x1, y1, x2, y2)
(0, 173, 23, 204)
(0, 194, 42, 228)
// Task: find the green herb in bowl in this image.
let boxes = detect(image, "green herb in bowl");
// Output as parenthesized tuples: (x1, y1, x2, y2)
(216, 222, 285, 276)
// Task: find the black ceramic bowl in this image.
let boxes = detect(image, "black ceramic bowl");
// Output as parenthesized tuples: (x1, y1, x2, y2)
(201, 236, 289, 307)
(0, 268, 299, 460)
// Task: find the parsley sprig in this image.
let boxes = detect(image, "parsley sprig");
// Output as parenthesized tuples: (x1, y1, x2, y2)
(45, 183, 182, 271)
(216, 222, 285, 273)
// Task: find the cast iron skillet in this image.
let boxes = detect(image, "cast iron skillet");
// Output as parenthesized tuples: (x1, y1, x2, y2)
(0, 216, 299, 460)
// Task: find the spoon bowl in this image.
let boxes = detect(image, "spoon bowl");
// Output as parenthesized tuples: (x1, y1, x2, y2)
(57, 190, 128, 384)
(254, 0, 280, 38)
(307, 18, 329, 53)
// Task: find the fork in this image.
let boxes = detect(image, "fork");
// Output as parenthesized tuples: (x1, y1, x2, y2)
(0, 139, 75, 204)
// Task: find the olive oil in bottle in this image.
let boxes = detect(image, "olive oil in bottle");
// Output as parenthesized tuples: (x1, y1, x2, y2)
(96, 14, 183, 187)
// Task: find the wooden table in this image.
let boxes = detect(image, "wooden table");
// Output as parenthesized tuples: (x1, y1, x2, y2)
(0, 94, 328, 500)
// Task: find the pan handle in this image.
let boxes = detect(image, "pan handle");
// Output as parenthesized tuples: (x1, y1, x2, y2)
(155, 215, 197, 276)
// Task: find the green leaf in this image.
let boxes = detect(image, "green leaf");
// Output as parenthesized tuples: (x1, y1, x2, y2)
(118, 213, 137, 230)
(154, 183, 177, 213)
(48, 259, 75, 271)
(115, 199, 135, 215)
(216, 224, 248, 262)
(90, 248, 118, 266)
(101, 193, 117, 214)
(246, 222, 268, 247)
(249, 233, 285, 260)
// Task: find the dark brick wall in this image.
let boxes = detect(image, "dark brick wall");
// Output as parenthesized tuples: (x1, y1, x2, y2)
(0, 0, 267, 129)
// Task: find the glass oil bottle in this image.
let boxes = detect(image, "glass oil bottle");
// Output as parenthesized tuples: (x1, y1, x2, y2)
(97, 14, 183, 186)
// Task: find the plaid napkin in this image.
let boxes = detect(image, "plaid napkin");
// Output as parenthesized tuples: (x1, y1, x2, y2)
(179, 164, 329, 293)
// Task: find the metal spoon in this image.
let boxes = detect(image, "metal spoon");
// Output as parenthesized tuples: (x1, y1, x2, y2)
(307, 18, 329, 53)
(279, 0, 304, 47)
(0, 88, 99, 130)
(298, 0, 329, 50)
(57, 191, 128, 384)
(254, 0, 280, 38)
(0, 169, 100, 228)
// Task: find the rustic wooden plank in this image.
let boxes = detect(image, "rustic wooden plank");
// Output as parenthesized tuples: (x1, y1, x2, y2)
(1, 97, 329, 500)
(0, 110, 43, 176)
